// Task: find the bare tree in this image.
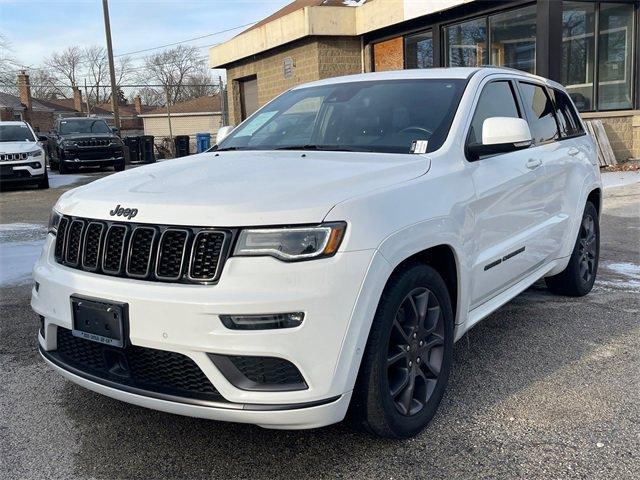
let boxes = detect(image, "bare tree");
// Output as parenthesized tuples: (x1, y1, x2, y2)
(84, 46, 108, 103)
(0, 33, 19, 94)
(132, 86, 164, 107)
(177, 63, 218, 102)
(30, 70, 66, 99)
(46, 46, 83, 87)
(142, 45, 201, 105)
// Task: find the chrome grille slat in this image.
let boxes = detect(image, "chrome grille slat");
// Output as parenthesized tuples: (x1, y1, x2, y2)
(64, 219, 85, 266)
(126, 227, 157, 278)
(155, 229, 189, 280)
(82, 222, 105, 271)
(53, 216, 232, 285)
(188, 230, 228, 282)
(102, 224, 128, 274)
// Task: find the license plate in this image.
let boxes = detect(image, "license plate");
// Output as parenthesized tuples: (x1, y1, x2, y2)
(71, 296, 127, 347)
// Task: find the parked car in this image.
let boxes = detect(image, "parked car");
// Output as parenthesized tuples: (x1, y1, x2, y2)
(47, 117, 124, 174)
(33, 68, 601, 438)
(0, 121, 48, 189)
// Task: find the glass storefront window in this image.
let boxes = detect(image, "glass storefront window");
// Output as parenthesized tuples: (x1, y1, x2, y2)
(489, 5, 537, 74)
(597, 2, 635, 110)
(405, 30, 433, 69)
(562, 2, 597, 111)
(445, 18, 487, 67)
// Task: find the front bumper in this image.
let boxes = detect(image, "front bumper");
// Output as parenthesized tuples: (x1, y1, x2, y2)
(0, 160, 45, 183)
(32, 234, 389, 428)
(61, 147, 123, 165)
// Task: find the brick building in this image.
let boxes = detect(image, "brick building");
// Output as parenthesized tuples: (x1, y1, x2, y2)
(210, 0, 640, 162)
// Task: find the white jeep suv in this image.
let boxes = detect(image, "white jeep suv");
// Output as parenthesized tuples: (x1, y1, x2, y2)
(32, 68, 601, 438)
(0, 121, 49, 189)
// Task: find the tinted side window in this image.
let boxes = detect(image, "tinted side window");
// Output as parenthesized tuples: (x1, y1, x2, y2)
(549, 88, 584, 137)
(518, 82, 559, 143)
(468, 81, 521, 145)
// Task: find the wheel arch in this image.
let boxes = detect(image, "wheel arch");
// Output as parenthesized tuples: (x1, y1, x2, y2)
(587, 187, 602, 216)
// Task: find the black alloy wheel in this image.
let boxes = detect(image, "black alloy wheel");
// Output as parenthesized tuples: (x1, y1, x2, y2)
(577, 214, 597, 285)
(387, 287, 444, 416)
(545, 201, 599, 297)
(348, 263, 454, 438)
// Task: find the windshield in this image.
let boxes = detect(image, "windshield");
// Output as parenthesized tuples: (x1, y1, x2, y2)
(58, 119, 111, 135)
(0, 124, 36, 142)
(217, 79, 467, 154)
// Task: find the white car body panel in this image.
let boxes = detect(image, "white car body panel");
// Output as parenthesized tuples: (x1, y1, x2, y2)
(0, 121, 46, 180)
(32, 68, 601, 429)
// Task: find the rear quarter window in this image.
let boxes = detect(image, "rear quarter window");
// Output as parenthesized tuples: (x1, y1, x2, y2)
(549, 88, 585, 138)
(518, 82, 559, 144)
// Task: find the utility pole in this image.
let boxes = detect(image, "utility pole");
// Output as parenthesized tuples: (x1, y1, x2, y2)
(83, 79, 91, 116)
(165, 86, 174, 157)
(102, 0, 120, 129)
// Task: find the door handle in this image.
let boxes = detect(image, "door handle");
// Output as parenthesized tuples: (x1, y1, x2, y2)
(568, 147, 580, 156)
(526, 158, 542, 169)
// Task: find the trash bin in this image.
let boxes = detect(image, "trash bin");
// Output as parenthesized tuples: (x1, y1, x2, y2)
(139, 135, 155, 163)
(123, 136, 140, 163)
(196, 132, 211, 153)
(174, 135, 190, 157)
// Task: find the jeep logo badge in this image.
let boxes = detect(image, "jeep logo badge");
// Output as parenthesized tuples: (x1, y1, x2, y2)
(109, 204, 138, 220)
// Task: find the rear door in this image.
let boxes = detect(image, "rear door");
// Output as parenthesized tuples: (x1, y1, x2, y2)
(467, 78, 550, 309)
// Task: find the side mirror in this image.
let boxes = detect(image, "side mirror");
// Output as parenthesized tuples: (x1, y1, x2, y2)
(468, 117, 532, 160)
(111, 127, 120, 136)
(37, 135, 48, 142)
(216, 125, 234, 145)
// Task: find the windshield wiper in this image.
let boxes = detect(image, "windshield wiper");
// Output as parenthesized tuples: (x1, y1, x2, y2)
(275, 144, 372, 152)
(215, 146, 244, 151)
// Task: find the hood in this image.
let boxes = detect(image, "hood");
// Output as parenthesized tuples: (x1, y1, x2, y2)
(0, 141, 42, 154)
(57, 150, 430, 226)
(59, 133, 117, 141)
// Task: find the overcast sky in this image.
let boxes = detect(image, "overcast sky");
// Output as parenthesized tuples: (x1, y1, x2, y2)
(0, 0, 290, 72)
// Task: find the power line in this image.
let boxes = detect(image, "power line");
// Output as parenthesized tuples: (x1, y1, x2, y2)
(3, 20, 255, 75)
(113, 22, 256, 57)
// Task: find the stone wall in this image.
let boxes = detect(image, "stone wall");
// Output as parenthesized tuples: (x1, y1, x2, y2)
(584, 111, 640, 162)
(225, 36, 362, 125)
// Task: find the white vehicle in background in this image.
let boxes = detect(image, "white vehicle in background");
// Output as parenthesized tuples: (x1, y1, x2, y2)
(33, 68, 601, 438)
(0, 121, 49, 189)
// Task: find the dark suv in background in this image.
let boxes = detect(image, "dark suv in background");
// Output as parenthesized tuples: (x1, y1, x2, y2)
(47, 117, 124, 174)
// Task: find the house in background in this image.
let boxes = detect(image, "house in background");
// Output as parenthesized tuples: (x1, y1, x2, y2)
(139, 95, 223, 150)
(210, 0, 640, 162)
(0, 71, 151, 135)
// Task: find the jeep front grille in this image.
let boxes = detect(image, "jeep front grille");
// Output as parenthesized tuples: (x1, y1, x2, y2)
(76, 139, 110, 147)
(54, 215, 232, 284)
(0, 152, 28, 161)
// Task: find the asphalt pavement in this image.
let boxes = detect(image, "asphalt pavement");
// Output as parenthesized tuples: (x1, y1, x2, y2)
(1, 167, 638, 479)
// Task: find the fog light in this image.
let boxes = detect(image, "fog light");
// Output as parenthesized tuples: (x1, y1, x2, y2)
(220, 312, 304, 330)
(30, 162, 41, 169)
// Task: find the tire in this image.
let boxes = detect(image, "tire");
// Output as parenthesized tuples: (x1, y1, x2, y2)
(37, 171, 49, 189)
(114, 160, 125, 172)
(545, 201, 599, 297)
(348, 263, 454, 438)
(58, 160, 69, 174)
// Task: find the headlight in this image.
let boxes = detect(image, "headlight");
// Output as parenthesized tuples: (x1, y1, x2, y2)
(48, 209, 63, 235)
(233, 222, 346, 261)
(28, 149, 43, 157)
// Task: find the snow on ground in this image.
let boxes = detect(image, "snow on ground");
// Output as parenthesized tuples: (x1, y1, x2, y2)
(48, 171, 88, 189)
(0, 223, 47, 286)
(601, 170, 640, 190)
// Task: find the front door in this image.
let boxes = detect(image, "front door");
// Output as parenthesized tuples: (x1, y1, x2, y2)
(466, 79, 549, 309)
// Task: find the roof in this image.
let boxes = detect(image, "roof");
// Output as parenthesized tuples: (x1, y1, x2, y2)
(0, 92, 53, 112)
(34, 97, 78, 113)
(243, 0, 368, 34)
(140, 95, 221, 116)
(291, 67, 553, 88)
(96, 102, 155, 117)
